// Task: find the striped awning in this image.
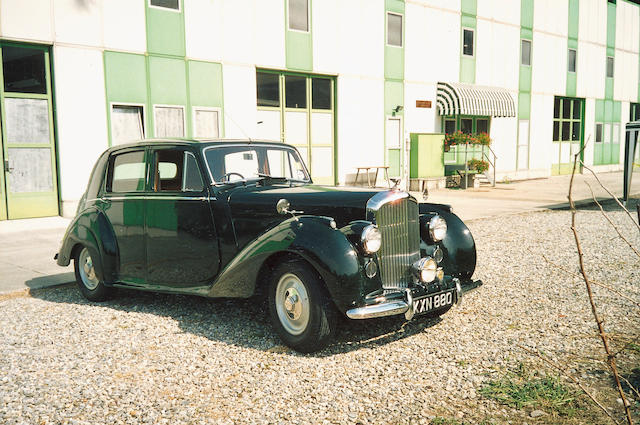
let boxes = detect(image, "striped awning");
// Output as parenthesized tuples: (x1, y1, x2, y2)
(436, 82, 516, 117)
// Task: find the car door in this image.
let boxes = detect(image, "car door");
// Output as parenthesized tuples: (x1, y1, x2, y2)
(101, 148, 148, 284)
(145, 146, 219, 289)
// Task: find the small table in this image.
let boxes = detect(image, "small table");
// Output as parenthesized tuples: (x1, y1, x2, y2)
(354, 166, 391, 188)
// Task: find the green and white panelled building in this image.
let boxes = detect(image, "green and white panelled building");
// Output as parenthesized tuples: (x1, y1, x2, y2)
(0, 0, 639, 219)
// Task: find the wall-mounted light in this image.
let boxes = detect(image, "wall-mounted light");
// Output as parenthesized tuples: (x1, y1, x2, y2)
(392, 105, 403, 116)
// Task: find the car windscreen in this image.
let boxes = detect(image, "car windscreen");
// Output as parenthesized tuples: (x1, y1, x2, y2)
(203, 145, 309, 183)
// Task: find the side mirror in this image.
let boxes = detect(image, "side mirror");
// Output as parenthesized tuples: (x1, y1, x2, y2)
(276, 198, 291, 215)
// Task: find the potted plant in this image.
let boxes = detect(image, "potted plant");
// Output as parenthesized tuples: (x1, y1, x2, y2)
(444, 131, 470, 152)
(467, 158, 489, 174)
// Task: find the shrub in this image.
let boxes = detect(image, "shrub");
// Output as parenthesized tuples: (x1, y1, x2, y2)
(467, 158, 489, 173)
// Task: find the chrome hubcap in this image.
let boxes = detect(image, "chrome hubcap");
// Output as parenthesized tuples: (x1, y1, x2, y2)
(275, 273, 309, 336)
(79, 248, 99, 290)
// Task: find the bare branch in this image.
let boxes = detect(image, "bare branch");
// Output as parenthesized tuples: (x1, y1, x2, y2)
(584, 182, 640, 259)
(518, 345, 619, 424)
(619, 375, 640, 402)
(570, 149, 634, 425)
(580, 161, 640, 233)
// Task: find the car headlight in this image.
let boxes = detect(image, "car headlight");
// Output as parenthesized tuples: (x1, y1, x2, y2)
(429, 215, 447, 241)
(361, 224, 381, 254)
(413, 257, 437, 283)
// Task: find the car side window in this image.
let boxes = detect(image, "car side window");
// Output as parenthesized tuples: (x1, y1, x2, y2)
(153, 149, 204, 192)
(107, 150, 146, 193)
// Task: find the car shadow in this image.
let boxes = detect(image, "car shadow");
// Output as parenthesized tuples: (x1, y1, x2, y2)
(28, 284, 443, 357)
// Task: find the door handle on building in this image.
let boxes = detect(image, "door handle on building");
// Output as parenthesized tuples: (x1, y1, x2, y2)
(3, 159, 12, 174)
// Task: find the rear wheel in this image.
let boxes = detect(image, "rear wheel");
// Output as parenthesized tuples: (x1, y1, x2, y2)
(268, 260, 336, 353)
(74, 246, 112, 302)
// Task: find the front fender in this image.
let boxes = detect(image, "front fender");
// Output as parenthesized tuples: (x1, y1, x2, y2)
(56, 209, 119, 283)
(208, 216, 370, 313)
(419, 205, 476, 280)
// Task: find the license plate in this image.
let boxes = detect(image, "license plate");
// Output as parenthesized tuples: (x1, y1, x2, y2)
(412, 290, 454, 315)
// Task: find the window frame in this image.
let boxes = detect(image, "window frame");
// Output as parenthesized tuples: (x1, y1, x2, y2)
(520, 39, 532, 67)
(192, 106, 222, 139)
(462, 28, 475, 57)
(386, 12, 404, 48)
(552, 96, 583, 143)
(148, 0, 181, 13)
(595, 123, 603, 143)
(287, 0, 310, 33)
(153, 104, 187, 138)
(567, 48, 577, 73)
(149, 146, 206, 194)
(110, 102, 146, 147)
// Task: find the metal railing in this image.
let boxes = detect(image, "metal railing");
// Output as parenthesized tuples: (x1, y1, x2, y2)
(460, 143, 497, 187)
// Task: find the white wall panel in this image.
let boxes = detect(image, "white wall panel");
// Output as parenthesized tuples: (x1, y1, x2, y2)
(53, 0, 103, 47)
(405, 3, 459, 83)
(490, 117, 517, 173)
(410, 0, 460, 12)
(576, 41, 605, 99)
(578, 0, 607, 45)
(253, 0, 285, 68)
(221, 0, 255, 64)
(53, 46, 108, 203)
(531, 32, 566, 95)
(534, 0, 568, 37)
(1, 0, 53, 42)
(476, 21, 519, 90)
(614, 51, 638, 102)
(103, 0, 145, 52)
(616, 1, 639, 53)
(185, 0, 224, 61)
(315, 0, 383, 77)
(404, 82, 436, 135)
(477, 0, 519, 26)
(222, 64, 257, 139)
(336, 76, 384, 184)
(528, 94, 553, 171)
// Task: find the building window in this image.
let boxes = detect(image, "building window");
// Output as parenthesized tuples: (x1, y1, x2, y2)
(568, 49, 577, 73)
(285, 75, 306, 109)
(444, 119, 456, 134)
(111, 105, 144, 146)
(606, 56, 614, 78)
(2, 45, 47, 94)
(461, 118, 473, 134)
(311, 78, 332, 110)
(630, 103, 640, 121)
(462, 28, 474, 56)
(595, 123, 603, 143)
(476, 118, 489, 134)
(193, 107, 220, 138)
(521, 40, 531, 66)
(257, 72, 280, 108)
(154, 105, 185, 138)
(149, 0, 179, 11)
(387, 12, 403, 47)
(288, 0, 309, 32)
(553, 97, 582, 142)
(152, 149, 204, 193)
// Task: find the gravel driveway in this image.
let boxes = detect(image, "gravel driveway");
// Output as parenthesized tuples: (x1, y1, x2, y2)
(1, 206, 639, 425)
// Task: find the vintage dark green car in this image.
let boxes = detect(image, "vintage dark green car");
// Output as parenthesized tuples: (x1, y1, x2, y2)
(56, 139, 481, 352)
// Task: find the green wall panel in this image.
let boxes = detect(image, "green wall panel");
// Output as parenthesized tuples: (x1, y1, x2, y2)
(146, 5, 186, 57)
(518, 93, 531, 119)
(521, 0, 534, 29)
(461, 0, 477, 16)
(568, 0, 579, 38)
(460, 7, 476, 84)
(605, 100, 613, 122)
(285, 0, 313, 71)
(605, 78, 613, 100)
(613, 101, 621, 121)
(104, 52, 148, 104)
(519, 67, 531, 92)
(520, 28, 533, 39)
(461, 15, 477, 29)
(384, 81, 404, 116)
(188, 61, 224, 107)
(148, 56, 187, 106)
(385, 0, 404, 14)
(385, 47, 404, 80)
(606, 2, 616, 48)
(566, 72, 577, 97)
(595, 100, 604, 122)
(460, 56, 475, 84)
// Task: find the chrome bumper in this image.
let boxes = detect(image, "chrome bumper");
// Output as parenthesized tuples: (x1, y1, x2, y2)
(346, 279, 482, 320)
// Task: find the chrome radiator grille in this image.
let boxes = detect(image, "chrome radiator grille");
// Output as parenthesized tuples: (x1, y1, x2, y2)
(375, 198, 420, 290)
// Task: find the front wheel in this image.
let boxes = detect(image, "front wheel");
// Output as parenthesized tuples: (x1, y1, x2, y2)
(268, 260, 336, 353)
(74, 246, 112, 302)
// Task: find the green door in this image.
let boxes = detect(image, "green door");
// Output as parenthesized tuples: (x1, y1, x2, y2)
(0, 43, 58, 219)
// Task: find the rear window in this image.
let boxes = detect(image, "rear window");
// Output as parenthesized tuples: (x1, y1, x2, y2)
(108, 151, 146, 193)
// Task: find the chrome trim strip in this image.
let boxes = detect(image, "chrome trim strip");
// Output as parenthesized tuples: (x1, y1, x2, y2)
(365, 190, 412, 221)
(99, 196, 208, 201)
(346, 300, 409, 320)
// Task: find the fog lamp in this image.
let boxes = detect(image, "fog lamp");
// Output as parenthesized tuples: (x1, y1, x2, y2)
(413, 257, 437, 283)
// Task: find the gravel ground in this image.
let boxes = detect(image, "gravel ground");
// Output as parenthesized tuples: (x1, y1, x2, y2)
(1, 205, 639, 425)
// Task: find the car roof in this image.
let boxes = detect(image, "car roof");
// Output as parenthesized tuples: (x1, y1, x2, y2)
(107, 138, 292, 153)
